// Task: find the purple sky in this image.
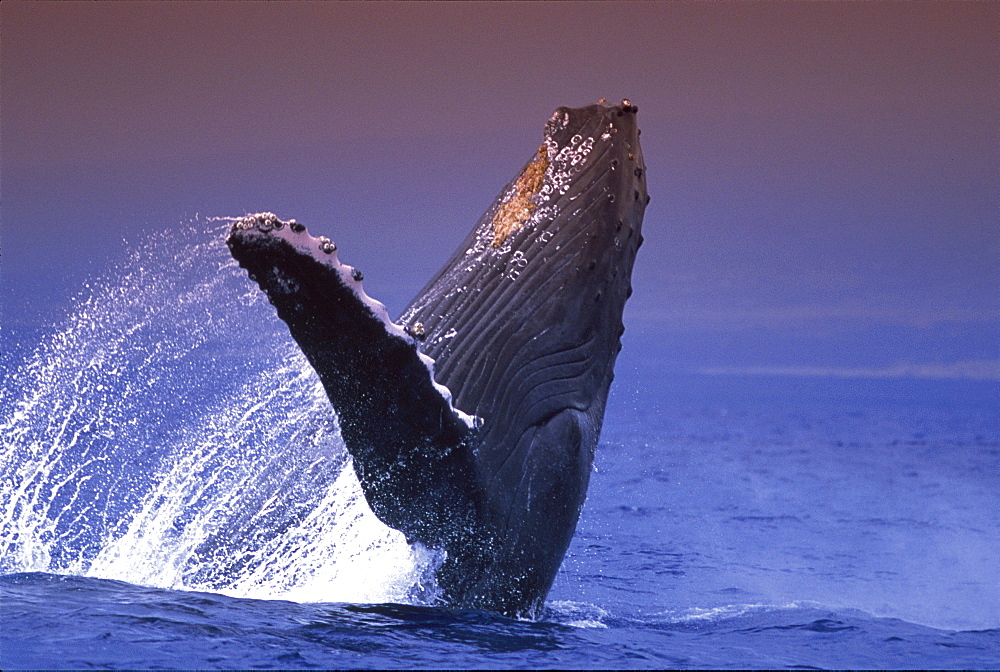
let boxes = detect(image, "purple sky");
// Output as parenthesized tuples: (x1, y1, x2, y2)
(2, 2, 997, 378)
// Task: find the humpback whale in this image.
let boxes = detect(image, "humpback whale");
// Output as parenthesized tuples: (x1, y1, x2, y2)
(226, 101, 647, 617)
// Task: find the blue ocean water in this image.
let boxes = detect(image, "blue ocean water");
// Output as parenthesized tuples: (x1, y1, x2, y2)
(2, 226, 998, 669)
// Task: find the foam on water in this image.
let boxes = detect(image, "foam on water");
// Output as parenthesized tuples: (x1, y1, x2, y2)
(546, 600, 611, 629)
(0, 223, 439, 605)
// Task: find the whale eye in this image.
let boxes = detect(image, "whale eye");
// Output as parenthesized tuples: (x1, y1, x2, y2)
(273, 220, 284, 230)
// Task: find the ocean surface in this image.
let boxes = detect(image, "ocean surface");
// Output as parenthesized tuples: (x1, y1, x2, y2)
(2, 227, 998, 669)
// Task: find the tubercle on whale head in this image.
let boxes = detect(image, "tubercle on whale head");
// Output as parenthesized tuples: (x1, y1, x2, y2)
(539, 100, 644, 245)
(487, 100, 643, 252)
(537, 100, 645, 281)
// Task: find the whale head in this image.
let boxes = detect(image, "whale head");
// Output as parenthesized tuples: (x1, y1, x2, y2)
(400, 100, 648, 614)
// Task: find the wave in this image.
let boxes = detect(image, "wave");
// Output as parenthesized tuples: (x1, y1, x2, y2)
(0, 222, 439, 605)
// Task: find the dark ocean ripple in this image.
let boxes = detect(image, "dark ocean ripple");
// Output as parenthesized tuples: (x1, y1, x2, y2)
(3, 374, 998, 669)
(3, 572, 997, 670)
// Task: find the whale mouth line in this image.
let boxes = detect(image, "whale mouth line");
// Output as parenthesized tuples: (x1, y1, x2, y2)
(226, 100, 647, 618)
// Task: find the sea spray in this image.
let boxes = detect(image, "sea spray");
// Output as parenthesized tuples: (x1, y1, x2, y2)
(0, 222, 439, 604)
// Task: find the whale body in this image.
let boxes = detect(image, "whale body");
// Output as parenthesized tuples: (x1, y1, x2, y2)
(227, 101, 647, 617)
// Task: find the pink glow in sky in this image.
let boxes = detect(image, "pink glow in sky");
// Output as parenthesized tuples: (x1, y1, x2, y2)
(2, 1, 997, 376)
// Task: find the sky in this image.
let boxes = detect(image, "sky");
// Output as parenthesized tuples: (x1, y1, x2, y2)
(2, 1, 997, 381)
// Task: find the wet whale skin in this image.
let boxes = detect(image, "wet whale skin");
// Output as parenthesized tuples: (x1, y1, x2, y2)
(227, 101, 647, 617)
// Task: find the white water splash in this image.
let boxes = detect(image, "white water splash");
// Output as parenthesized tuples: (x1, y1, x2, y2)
(0, 222, 438, 604)
(547, 600, 611, 629)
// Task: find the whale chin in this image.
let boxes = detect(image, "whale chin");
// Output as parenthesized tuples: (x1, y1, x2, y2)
(227, 100, 647, 618)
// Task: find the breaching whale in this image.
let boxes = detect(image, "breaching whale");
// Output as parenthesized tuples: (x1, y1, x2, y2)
(226, 101, 647, 617)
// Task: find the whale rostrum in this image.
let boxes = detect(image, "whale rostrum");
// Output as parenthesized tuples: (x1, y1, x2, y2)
(226, 101, 647, 617)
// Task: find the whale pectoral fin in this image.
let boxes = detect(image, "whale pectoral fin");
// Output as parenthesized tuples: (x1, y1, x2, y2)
(226, 213, 479, 546)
